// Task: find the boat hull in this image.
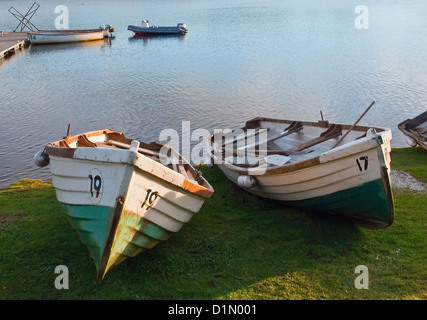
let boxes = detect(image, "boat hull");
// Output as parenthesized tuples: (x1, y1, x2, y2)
(45, 131, 213, 280)
(212, 117, 394, 229)
(28, 31, 105, 44)
(218, 154, 393, 229)
(128, 25, 187, 35)
(37, 28, 112, 37)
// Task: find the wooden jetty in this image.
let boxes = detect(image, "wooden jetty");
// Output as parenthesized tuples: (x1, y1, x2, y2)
(0, 32, 29, 62)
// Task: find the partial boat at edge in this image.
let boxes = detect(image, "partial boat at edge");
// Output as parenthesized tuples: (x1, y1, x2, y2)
(398, 111, 427, 151)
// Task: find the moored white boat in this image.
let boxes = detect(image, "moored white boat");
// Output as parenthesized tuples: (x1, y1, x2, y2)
(35, 129, 214, 280)
(210, 114, 394, 229)
(36, 25, 116, 38)
(28, 30, 105, 44)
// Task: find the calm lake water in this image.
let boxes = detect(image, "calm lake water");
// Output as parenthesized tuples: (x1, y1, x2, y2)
(0, 0, 426, 188)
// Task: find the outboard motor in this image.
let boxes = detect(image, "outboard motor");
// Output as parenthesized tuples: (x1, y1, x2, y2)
(106, 24, 116, 33)
(177, 23, 187, 31)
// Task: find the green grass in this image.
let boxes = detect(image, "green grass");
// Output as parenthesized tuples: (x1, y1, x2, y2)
(0, 148, 426, 300)
(391, 147, 427, 182)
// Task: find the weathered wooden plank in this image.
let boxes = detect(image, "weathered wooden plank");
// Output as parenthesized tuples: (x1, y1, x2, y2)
(0, 32, 28, 61)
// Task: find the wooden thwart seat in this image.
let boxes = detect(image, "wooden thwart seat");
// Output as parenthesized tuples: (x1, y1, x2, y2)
(284, 124, 342, 153)
(58, 140, 70, 148)
(76, 134, 97, 148)
(103, 139, 194, 179)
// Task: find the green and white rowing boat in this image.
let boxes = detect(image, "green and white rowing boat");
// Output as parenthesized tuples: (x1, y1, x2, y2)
(36, 129, 213, 280)
(210, 113, 394, 229)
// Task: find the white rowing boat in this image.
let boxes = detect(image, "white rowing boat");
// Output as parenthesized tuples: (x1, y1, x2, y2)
(28, 30, 105, 44)
(36, 25, 116, 38)
(34, 129, 214, 280)
(210, 112, 394, 229)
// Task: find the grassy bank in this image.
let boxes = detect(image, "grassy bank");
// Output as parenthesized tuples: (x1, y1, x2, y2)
(0, 148, 426, 300)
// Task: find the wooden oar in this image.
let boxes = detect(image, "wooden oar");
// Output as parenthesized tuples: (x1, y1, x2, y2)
(231, 121, 303, 152)
(332, 100, 376, 149)
(219, 144, 313, 158)
(284, 123, 342, 153)
(221, 128, 271, 147)
(263, 121, 303, 144)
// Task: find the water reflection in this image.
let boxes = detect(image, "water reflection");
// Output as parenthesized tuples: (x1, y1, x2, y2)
(128, 34, 186, 46)
(28, 38, 114, 54)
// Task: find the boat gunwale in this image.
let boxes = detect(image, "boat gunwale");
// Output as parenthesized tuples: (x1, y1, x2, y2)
(37, 28, 109, 33)
(28, 30, 105, 36)
(245, 116, 392, 134)
(45, 129, 214, 199)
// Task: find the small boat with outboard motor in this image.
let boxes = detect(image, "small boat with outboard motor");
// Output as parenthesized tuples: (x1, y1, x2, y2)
(128, 20, 187, 35)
